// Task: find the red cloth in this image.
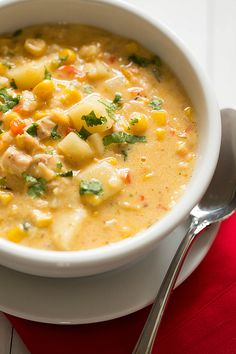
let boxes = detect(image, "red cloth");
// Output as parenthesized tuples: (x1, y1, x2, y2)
(6, 213, 236, 354)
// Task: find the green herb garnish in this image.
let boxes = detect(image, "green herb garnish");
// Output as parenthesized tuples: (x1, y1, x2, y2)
(81, 111, 107, 127)
(51, 125, 61, 140)
(56, 170, 73, 177)
(26, 123, 38, 137)
(76, 126, 91, 140)
(128, 54, 151, 67)
(0, 88, 20, 113)
(130, 118, 139, 125)
(149, 98, 163, 111)
(44, 67, 52, 80)
(112, 93, 123, 108)
(10, 79, 17, 89)
(79, 179, 103, 196)
(22, 173, 47, 198)
(103, 132, 146, 146)
(12, 29, 23, 37)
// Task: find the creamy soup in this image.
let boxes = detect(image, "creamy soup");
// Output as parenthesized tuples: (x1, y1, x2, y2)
(0, 24, 197, 251)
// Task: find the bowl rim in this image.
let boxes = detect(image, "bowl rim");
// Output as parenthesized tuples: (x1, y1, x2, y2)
(0, 0, 221, 273)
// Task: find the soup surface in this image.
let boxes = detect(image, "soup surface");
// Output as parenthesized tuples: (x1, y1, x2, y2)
(0, 24, 197, 251)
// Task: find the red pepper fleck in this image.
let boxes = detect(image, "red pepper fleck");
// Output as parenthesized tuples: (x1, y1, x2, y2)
(139, 195, 145, 201)
(125, 171, 132, 184)
(108, 54, 117, 64)
(65, 126, 75, 135)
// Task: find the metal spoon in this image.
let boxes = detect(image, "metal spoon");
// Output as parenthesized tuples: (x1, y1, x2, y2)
(133, 108, 236, 354)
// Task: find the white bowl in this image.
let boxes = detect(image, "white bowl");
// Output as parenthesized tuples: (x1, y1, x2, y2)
(0, 0, 221, 277)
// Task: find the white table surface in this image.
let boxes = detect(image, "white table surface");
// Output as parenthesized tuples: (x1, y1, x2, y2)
(0, 0, 235, 353)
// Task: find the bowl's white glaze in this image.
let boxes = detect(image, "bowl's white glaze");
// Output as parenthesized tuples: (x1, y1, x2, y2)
(0, 0, 221, 277)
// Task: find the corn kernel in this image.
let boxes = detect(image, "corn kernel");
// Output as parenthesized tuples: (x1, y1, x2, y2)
(3, 112, 20, 129)
(0, 63, 7, 75)
(7, 225, 27, 243)
(0, 191, 13, 205)
(15, 134, 26, 149)
(176, 141, 189, 156)
(31, 210, 53, 228)
(81, 194, 101, 206)
(59, 49, 76, 65)
(60, 87, 81, 107)
(130, 113, 148, 134)
(143, 172, 154, 180)
(24, 38, 47, 57)
(50, 109, 70, 126)
(105, 157, 118, 166)
(33, 110, 48, 121)
(33, 80, 54, 100)
(151, 110, 167, 126)
(155, 128, 166, 140)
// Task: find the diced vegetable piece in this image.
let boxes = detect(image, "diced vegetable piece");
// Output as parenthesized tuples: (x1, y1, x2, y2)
(155, 128, 166, 140)
(78, 160, 124, 206)
(67, 93, 113, 133)
(0, 190, 13, 205)
(59, 49, 76, 65)
(57, 132, 94, 164)
(10, 118, 26, 136)
(31, 209, 53, 227)
(24, 38, 47, 57)
(151, 110, 167, 126)
(87, 133, 104, 156)
(52, 208, 87, 250)
(33, 79, 54, 100)
(129, 112, 148, 133)
(7, 225, 27, 243)
(60, 87, 81, 107)
(86, 61, 112, 81)
(7, 61, 45, 90)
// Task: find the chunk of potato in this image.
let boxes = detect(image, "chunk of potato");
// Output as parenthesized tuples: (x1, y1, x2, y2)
(52, 208, 87, 250)
(67, 93, 113, 133)
(87, 133, 104, 156)
(78, 160, 124, 206)
(86, 61, 112, 81)
(7, 61, 45, 90)
(57, 132, 94, 164)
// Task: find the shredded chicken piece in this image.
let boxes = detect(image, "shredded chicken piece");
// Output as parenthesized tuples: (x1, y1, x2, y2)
(0, 146, 32, 176)
(37, 117, 55, 140)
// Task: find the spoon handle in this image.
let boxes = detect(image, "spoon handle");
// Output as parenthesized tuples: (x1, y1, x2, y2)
(132, 217, 209, 354)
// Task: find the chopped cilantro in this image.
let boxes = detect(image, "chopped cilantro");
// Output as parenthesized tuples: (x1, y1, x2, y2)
(51, 125, 61, 140)
(56, 162, 63, 170)
(130, 118, 139, 125)
(149, 98, 163, 111)
(56, 170, 73, 177)
(12, 29, 23, 37)
(128, 54, 151, 67)
(112, 93, 123, 108)
(81, 111, 107, 127)
(79, 179, 103, 196)
(22, 173, 47, 198)
(76, 126, 91, 140)
(26, 123, 38, 137)
(10, 79, 17, 89)
(103, 132, 146, 146)
(83, 84, 93, 94)
(44, 67, 52, 80)
(0, 176, 7, 188)
(0, 88, 20, 113)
